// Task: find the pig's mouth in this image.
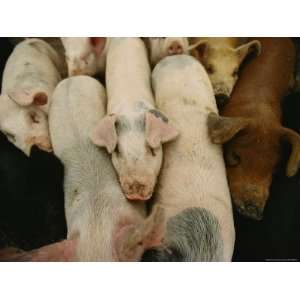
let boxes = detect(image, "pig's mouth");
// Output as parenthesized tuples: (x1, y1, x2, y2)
(125, 193, 153, 201)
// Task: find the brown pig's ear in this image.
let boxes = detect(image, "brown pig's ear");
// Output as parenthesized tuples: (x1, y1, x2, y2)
(189, 39, 209, 60)
(89, 37, 106, 55)
(115, 205, 165, 262)
(236, 40, 262, 63)
(145, 111, 179, 149)
(280, 127, 300, 177)
(207, 112, 251, 144)
(90, 114, 118, 153)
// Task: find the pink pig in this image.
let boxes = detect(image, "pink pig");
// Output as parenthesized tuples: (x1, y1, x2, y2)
(0, 38, 62, 155)
(91, 38, 179, 201)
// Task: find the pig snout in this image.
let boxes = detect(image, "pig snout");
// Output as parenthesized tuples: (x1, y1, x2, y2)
(35, 136, 52, 152)
(213, 84, 231, 104)
(26, 135, 52, 153)
(121, 176, 154, 201)
(215, 93, 230, 107)
(232, 184, 269, 221)
(167, 42, 184, 55)
(70, 68, 84, 76)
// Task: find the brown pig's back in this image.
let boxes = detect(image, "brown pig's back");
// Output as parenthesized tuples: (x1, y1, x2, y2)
(223, 38, 295, 118)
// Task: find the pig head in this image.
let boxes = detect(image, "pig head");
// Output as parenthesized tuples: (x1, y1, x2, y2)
(61, 37, 108, 76)
(208, 112, 300, 220)
(0, 94, 52, 156)
(90, 109, 178, 201)
(191, 38, 261, 106)
(144, 37, 191, 66)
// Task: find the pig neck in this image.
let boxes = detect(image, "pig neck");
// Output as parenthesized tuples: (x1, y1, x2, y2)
(106, 38, 155, 114)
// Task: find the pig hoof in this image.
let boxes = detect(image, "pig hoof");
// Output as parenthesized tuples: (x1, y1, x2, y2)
(236, 202, 263, 221)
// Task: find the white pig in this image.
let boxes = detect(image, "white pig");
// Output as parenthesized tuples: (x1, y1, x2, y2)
(0, 38, 62, 155)
(143, 37, 202, 67)
(91, 38, 178, 201)
(49, 75, 164, 261)
(142, 55, 235, 261)
(61, 37, 110, 77)
(190, 37, 261, 106)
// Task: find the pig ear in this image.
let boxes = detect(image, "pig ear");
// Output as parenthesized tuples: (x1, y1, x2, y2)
(115, 205, 165, 262)
(90, 114, 118, 153)
(33, 92, 48, 106)
(89, 37, 106, 55)
(280, 127, 300, 177)
(145, 111, 179, 149)
(207, 112, 252, 144)
(235, 40, 262, 63)
(189, 39, 209, 60)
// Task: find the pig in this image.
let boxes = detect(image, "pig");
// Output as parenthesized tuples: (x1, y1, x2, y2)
(49, 75, 164, 261)
(143, 37, 202, 67)
(61, 37, 109, 77)
(142, 55, 235, 261)
(91, 38, 178, 201)
(190, 37, 261, 106)
(233, 91, 300, 261)
(0, 38, 62, 155)
(207, 38, 300, 221)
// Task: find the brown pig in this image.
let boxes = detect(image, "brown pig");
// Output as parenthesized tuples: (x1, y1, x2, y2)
(207, 38, 300, 220)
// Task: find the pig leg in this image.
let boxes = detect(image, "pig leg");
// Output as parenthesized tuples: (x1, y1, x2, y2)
(0, 239, 76, 262)
(141, 208, 224, 262)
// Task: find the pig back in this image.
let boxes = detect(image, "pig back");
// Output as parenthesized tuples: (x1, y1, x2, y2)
(49, 76, 106, 158)
(229, 38, 295, 109)
(106, 38, 154, 111)
(152, 55, 235, 261)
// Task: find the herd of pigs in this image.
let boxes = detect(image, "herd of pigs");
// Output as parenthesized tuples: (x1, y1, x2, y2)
(0, 37, 300, 261)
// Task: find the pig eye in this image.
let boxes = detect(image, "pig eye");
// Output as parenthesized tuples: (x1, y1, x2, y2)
(115, 144, 120, 156)
(147, 145, 156, 157)
(232, 68, 238, 77)
(226, 150, 240, 167)
(206, 64, 214, 74)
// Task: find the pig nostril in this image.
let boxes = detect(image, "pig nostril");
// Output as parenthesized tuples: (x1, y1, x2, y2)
(238, 202, 264, 221)
(215, 93, 229, 107)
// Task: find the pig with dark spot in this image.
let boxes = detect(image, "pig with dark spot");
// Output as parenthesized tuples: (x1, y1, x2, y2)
(91, 38, 178, 201)
(142, 55, 235, 261)
(61, 37, 109, 76)
(0, 38, 62, 155)
(190, 37, 261, 107)
(49, 75, 164, 261)
(208, 38, 299, 221)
